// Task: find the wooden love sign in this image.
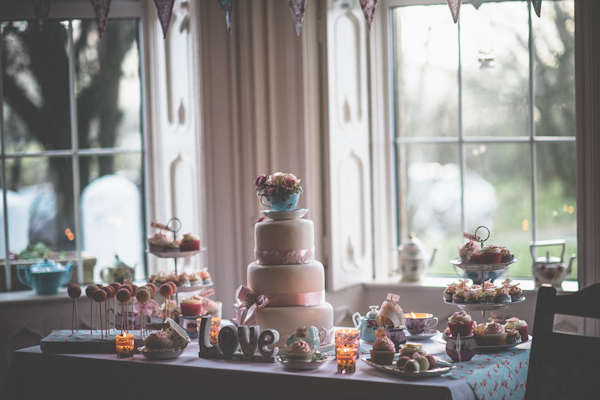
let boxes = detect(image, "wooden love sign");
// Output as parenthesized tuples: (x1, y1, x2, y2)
(197, 316, 280, 363)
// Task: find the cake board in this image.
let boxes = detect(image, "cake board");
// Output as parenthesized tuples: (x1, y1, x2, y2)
(40, 330, 145, 354)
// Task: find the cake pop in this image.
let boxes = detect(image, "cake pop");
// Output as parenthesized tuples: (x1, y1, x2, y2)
(135, 287, 152, 336)
(92, 289, 107, 339)
(86, 285, 99, 333)
(116, 289, 132, 334)
(67, 283, 81, 333)
(145, 283, 157, 296)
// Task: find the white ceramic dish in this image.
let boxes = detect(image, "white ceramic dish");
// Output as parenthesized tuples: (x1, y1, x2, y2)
(363, 358, 454, 379)
(262, 208, 308, 221)
(137, 346, 185, 360)
(278, 353, 329, 370)
(405, 330, 440, 341)
(450, 258, 516, 271)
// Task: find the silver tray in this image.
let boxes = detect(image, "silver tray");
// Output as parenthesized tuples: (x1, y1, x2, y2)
(148, 249, 205, 259)
(450, 258, 516, 271)
(443, 297, 525, 310)
(363, 357, 454, 379)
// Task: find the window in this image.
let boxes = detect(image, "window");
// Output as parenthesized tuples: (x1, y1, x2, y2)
(390, 0, 576, 278)
(1, 12, 146, 290)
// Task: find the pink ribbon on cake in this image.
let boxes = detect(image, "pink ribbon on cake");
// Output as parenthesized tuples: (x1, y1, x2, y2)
(236, 285, 269, 326)
(254, 248, 314, 265)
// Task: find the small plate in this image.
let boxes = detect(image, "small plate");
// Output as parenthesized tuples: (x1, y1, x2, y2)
(437, 335, 533, 351)
(278, 353, 329, 370)
(405, 330, 440, 341)
(450, 258, 516, 271)
(262, 209, 308, 221)
(137, 346, 185, 360)
(148, 249, 204, 259)
(363, 357, 454, 379)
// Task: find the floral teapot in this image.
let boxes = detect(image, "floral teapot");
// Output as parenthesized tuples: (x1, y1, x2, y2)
(17, 258, 74, 295)
(352, 305, 380, 343)
(100, 255, 135, 284)
(399, 233, 437, 282)
(531, 240, 576, 289)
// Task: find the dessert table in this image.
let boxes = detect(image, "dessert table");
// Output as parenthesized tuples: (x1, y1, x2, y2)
(6, 332, 529, 400)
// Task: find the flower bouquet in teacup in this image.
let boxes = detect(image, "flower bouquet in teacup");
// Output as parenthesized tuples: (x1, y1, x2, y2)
(255, 172, 303, 212)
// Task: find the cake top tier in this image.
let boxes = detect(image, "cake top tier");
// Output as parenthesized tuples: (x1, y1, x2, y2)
(255, 218, 314, 252)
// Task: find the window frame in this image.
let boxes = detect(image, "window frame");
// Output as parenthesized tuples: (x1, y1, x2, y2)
(0, 0, 150, 290)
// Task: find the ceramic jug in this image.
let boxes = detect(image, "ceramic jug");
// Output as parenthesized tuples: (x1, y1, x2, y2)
(352, 305, 380, 343)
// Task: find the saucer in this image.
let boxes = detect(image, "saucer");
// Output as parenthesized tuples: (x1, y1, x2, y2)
(262, 208, 308, 221)
(278, 353, 329, 370)
(405, 329, 440, 341)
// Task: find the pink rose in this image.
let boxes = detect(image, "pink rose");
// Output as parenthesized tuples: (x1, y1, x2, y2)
(264, 185, 279, 196)
(282, 174, 297, 189)
(254, 174, 267, 187)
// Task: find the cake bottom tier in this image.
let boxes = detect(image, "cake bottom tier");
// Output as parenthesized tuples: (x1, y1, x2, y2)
(255, 302, 334, 348)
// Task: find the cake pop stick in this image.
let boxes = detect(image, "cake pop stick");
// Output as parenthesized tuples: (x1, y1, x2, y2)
(102, 286, 114, 336)
(92, 289, 107, 340)
(158, 284, 174, 321)
(68, 283, 82, 333)
(135, 287, 151, 337)
(86, 285, 99, 334)
(116, 289, 131, 335)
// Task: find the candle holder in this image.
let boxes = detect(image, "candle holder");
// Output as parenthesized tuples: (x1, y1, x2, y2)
(116, 333, 134, 358)
(334, 328, 361, 358)
(209, 317, 221, 345)
(336, 347, 357, 373)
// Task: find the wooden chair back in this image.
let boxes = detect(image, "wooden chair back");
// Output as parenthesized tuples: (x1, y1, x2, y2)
(525, 283, 600, 400)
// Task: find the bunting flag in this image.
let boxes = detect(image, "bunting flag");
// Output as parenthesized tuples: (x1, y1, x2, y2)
(447, 0, 462, 24)
(90, 0, 111, 38)
(287, 0, 307, 36)
(32, 0, 52, 31)
(154, 0, 176, 38)
(359, 0, 378, 32)
(532, 0, 542, 18)
(470, 0, 485, 10)
(217, 0, 234, 33)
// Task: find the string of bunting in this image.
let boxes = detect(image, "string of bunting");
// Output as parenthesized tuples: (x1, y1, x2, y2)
(30, 0, 545, 37)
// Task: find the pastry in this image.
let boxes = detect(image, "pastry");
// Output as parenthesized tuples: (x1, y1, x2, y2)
(396, 356, 411, 368)
(479, 289, 495, 304)
(285, 339, 315, 361)
(180, 297, 203, 316)
(504, 317, 529, 342)
(369, 335, 396, 365)
(471, 245, 503, 264)
(494, 287, 512, 304)
(180, 233, 201, 251)
(447, 311, 475, 337)
(425, 355, 437, 369)
(481, 322, 507, 345)
(145, 331, 172, 350)
(414, 355, 430, 371)
(458, 239, 480, 262)
(452, 289, 467, 304)
(399, 343, 425, 359)
(465, 289, 479, 304)
(443, 283, 458, 302)
(505, 329, 522, 344)
(148, 232, 171, 252)
(403, 359, 420, 373)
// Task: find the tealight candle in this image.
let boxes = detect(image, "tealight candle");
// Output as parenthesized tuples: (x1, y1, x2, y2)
(209, 317, 221, 345)
(115, 333, 134, 358)
(336, 346, 357, 373)
(334, 328, 361, 357)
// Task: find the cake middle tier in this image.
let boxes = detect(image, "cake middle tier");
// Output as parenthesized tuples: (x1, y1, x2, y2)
(255, 219, 314, 251)
(248, 261, 324, 299)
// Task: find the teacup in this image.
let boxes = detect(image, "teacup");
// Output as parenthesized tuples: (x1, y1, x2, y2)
(404, 313, 438, 336)
(260, 192, 300, 212)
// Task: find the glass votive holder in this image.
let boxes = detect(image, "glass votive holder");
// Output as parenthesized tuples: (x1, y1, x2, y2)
(115, 333, 134, 358)
(209, 317, 221, 345)
(334, 328, 361, 357)
(336, 347, 357, 374)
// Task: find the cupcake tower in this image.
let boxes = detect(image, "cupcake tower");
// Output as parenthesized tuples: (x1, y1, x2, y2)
(445, 226, 527, 348)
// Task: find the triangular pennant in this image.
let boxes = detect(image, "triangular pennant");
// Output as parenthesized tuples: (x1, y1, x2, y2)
(447, 0, 462, 24)
(217, 0, 234, 33)
(470, 0, 484, 10)
(153, 0, 176, 39)
(532, 0, 542, 18)
(287, 0, 307, 36)
(32, 0, 52, 31)
(359, 0, 378, 32)
(90, 0, 111, 38)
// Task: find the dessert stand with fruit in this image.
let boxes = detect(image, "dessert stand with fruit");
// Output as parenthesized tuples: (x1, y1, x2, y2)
(444, 226, 530, 351)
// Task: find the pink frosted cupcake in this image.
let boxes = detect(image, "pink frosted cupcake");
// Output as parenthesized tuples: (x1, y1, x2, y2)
(471, 246, 503, 264)
(285, 340, 315, 361)
(148, 232, 170, 252)
(447, 310, 475, 337)
(481, 322, 507, 346)
(180, 233, 200, 251)
(458, 239, 480, 262)
(370, 335, 396, 365)
(504, 317, 529, 342)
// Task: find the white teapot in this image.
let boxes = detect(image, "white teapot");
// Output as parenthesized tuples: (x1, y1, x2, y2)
(398, 233, 437, 282)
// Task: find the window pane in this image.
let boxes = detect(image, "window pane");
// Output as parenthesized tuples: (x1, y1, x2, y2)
(74, 19, 142, 150)
(393, 5, 459, 138)
(535, 141, 577, 277)
(397, 143, 460, 275)
(533, 1, 575, 137)
(465, 143, 531, 278)
(80, 154, 144, 282)
(2, 21, 72, 152)
(461, 2, 529, 137)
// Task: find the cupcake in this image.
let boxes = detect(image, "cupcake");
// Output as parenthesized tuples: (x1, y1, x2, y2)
(505, 329, 522, 344)
(285, 339, 315, 361)
(504, 317, 529, 342)
(471, 246, 503, 264)
(473, 323, 485, 345)
(443, 283, 458, 302)
(199, 270, 212, 284)
(465, 289, 479, 304)
(494, 287, 512, 304)
(508, 284, 524, 302)
(189, 272, 201, 286)
(178, 272, 191, 287)
(399, 343, 425, 359)
(479, 289, 495, 304)
(481, 322, 506, 346)
(148, 232, 170, 252)
(447, 310, 475, 337)
(180, 233, 201, 252)
(458, 239, 480, 262)
(165, 240, 181, 252)
(180, 297, 203, 316)
(145, 331, 173, 350)
(370, 335, 396, 365)
(452, 288, 467, 304)
(442, 327, 452, 342)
